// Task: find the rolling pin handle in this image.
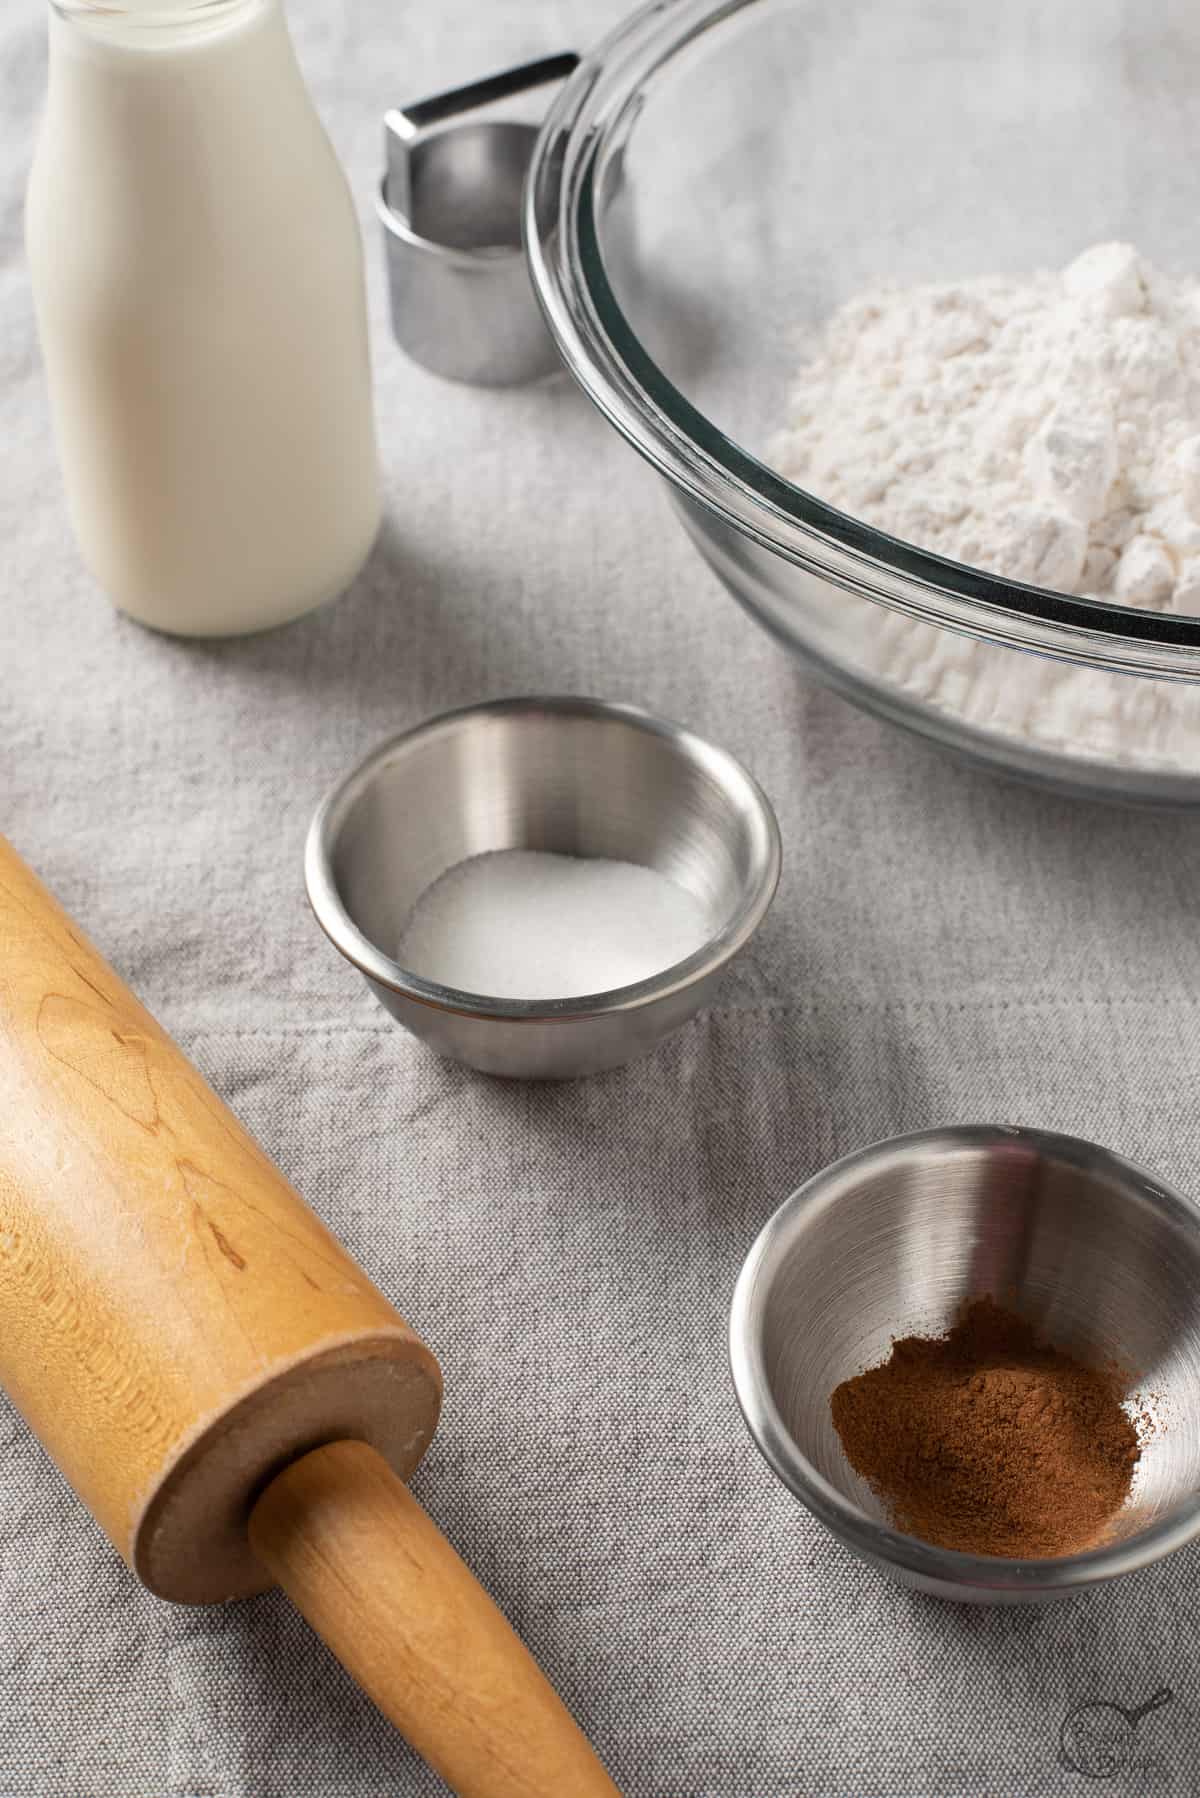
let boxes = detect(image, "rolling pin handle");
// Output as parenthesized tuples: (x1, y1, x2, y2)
(248, 1439, 621, 1798)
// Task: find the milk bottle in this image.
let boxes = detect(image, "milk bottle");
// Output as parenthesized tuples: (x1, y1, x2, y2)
(26, 0, 380, 636)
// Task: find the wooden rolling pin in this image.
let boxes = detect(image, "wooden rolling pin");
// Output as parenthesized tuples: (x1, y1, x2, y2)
(0, 836, 619, 1798)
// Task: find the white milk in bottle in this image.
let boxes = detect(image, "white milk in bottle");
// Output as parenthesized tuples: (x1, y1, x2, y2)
(26, 0, 380, 636)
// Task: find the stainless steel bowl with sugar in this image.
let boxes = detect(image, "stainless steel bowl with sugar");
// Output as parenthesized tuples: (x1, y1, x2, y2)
(306, 696, 780, 1079)
(730, 1127, 1200, 1602)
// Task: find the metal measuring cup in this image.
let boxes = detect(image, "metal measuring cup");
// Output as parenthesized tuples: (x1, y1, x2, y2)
(377, 54, 578, 387)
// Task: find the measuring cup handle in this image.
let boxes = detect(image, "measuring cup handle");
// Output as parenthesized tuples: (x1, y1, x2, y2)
(384, 53, 580, 215)
(390, 53, 580, 138)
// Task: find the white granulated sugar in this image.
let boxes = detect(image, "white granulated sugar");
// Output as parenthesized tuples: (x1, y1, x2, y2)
(772, 242, 1200, 770)
(398, 850, 712, 1000)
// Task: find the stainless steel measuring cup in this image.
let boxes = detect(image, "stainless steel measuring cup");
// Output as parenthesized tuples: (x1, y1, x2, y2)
(378, 54, 578, 386)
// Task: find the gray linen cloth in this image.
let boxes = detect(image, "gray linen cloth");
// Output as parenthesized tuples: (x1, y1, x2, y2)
(3, 1, 1200, 1794)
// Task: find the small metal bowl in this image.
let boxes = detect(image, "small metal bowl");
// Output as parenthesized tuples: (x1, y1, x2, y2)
(305, 697, 780, 1079)
(730, 1127, 1200, 1603)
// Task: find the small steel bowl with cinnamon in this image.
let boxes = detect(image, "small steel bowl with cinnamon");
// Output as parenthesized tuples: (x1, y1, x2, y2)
(729, 1127, 1200, 1603)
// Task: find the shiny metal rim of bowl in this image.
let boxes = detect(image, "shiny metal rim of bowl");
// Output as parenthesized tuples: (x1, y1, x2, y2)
(304, 696, 781, 1021)
(523, 0, 1200, 682)
(729, 1127, 1200, 1596)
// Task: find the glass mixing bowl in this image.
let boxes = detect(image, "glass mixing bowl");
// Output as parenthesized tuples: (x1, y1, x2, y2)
(526, 0, 1200, 804)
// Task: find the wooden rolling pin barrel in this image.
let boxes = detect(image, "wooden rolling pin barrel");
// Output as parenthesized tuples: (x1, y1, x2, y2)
(0, 836, 619, 1797)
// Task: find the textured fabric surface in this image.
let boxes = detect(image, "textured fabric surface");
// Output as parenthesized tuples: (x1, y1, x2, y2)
(4, 1, 1200, 1794)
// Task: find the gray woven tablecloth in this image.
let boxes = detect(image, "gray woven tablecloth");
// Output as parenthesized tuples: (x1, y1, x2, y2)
(4, 1, 1200, 1793)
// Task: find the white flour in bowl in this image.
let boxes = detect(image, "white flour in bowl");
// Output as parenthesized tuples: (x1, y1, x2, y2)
(771, 242, 1200, 771)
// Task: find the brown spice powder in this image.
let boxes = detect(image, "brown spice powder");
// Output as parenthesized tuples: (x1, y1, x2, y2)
(830, 1296, 1141, 1558)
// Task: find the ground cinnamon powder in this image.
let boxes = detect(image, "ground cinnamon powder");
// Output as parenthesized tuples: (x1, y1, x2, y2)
(830, 1297, 1141, 1558)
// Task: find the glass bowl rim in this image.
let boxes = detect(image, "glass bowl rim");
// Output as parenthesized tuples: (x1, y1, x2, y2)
(524, 0, 1200, 680)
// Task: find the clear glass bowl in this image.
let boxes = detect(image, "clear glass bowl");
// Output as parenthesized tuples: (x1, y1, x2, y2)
(526, 0, 1200, 804)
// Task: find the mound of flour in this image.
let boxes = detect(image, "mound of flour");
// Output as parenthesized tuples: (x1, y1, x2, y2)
(771, 242, 1200, 771)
